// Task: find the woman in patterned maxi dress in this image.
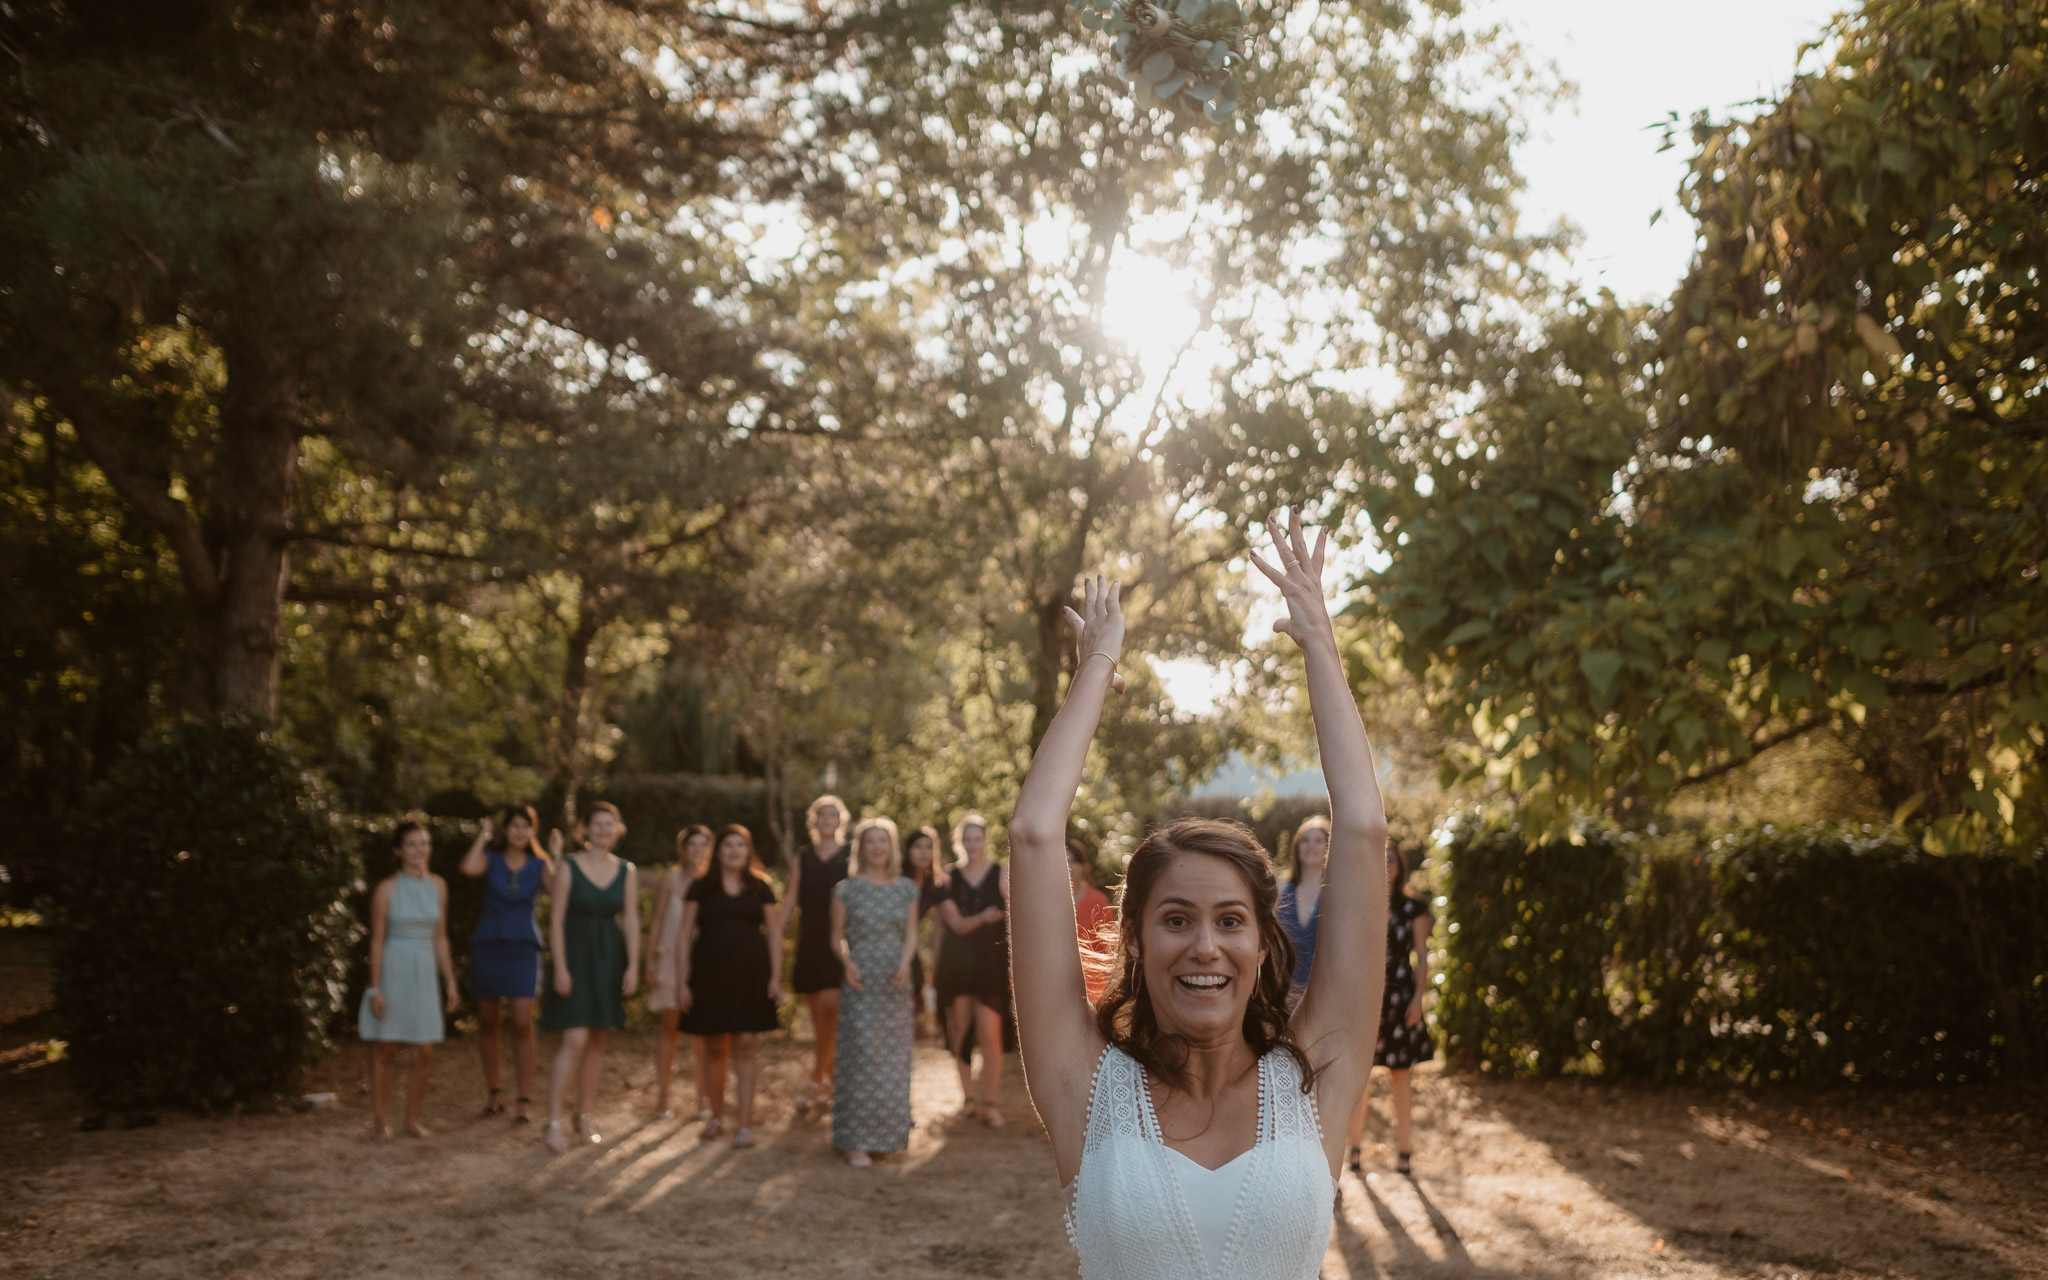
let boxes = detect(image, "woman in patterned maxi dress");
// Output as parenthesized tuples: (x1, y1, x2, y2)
(829, 818, 922, 1166)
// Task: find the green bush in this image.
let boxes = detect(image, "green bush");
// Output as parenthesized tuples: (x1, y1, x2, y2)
(1437, 819, 2048, 1084)
(1434, 822, 1626, 1075)
(55, 720, 362, 1110)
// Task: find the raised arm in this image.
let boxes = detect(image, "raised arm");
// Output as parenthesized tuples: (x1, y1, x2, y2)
(1010, 575, 1128, 1179)
(458, 819, 494, 878)
(1253, 512, 1390, 1143)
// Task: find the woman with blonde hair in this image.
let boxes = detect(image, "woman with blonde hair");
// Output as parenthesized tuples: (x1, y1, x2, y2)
(1276, 814, 1331, 1011)
(648, 824, 715, 1120)
(782, 794, 850, 1115)
(829, 817, 921, 1166)
(932, 812, 1009, 1125)
(540, 802, 640, 1152)
(1008, 512, 1391, 1279)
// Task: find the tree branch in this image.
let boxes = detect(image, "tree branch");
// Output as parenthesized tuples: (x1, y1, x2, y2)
(61, 396, 222, 607)
(1672, 714, 1829, 792)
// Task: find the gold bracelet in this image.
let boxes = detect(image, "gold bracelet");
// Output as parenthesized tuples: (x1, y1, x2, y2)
(1079, 650, 1119, 675)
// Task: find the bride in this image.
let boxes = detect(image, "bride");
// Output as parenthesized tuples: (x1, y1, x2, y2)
(1010, 511, 1390, 1280)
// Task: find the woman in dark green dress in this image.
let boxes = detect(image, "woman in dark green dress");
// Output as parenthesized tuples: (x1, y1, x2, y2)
(541, 802, 640, 1152)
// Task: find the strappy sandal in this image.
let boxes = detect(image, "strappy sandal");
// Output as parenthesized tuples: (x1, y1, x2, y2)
(1396, 1151, 1412, 1177)
(982, 1103, 1005, 1129)
(1345, 1146, 1363, 1174)
(702, 1116, 725, 1139)
(793, 1082, 821, 1116)
(732, 1127, 756, 1149)
(512, 1097, 533, 1125)
(543, 1119, 568, 1153)
(480, 1088, 506, 1118)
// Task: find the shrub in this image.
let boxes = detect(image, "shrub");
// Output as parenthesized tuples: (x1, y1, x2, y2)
(1436, 818, 2048, 1084)
(55, 720, 362, 1110)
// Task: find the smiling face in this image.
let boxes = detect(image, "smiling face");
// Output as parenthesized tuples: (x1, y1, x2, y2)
(1294, 825, 1329, 874)
(959, 822, 988, 860)
(813, 803, 841, 843)
(716, 832, 750, 874)
(396, 827, 432, 874)
(1133, 853, 1267, 1043)
(584, 808, 620, 852)
(503, 812, 535, 855)
(858, 826, 893, 873)
(683, 831, 712, 874)
(905, 833, 934, 876)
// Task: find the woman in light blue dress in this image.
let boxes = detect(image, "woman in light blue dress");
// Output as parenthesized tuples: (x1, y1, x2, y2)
(829, 818, 921, 1166)
(359, 821, 459, 1140)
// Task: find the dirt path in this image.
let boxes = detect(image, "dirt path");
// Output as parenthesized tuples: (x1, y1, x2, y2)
(2, 992, 2044, 1278)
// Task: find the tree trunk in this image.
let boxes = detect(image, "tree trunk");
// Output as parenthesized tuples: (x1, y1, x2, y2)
(1027, 596, 1073, 751)
(543, 587, 605, 827)
(193, 349, 299, 720)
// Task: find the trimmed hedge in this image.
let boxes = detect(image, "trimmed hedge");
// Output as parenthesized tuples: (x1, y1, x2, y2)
(586, 774, 774, 867)
(56, 721, 362, 1110)
(1437, 821, 2048, 1085)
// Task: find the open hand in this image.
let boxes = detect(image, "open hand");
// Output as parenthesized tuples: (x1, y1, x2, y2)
(445, 983, 461, 1015)
(622, 968, 639, 999)
(1062, 575, 1128, 695)
(677, 987, 694, 1014)
(767, 976, 782, 1003)
(369, 993, 387, 1021)
(891, 962, 910, 988)
(1247, 509, 1333, 649)
(843, 958, 864, 991)
(553, 967, 573, 998)
(1405, 996, 1425, 1028)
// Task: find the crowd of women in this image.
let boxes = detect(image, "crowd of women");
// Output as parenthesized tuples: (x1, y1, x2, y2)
(356, 790, 1436, 1172)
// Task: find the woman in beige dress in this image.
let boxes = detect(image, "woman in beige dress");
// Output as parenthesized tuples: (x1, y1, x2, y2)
(648, 824, 714, 1119)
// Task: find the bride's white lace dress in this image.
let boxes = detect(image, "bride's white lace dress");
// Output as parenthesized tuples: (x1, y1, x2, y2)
(1065, 1045, 1335, 1280)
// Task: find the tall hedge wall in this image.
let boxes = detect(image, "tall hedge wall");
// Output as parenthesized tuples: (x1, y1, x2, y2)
(1437, 822, 2048, 1085)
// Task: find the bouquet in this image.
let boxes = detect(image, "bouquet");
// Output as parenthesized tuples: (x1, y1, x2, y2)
(1072, 0, 1248, 122)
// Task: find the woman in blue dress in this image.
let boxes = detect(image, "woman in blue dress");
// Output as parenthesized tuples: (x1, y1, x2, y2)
(360, 821, 460, 1140)
(1275, 815, 1330, 1012)
(458, 804, 555, 1125)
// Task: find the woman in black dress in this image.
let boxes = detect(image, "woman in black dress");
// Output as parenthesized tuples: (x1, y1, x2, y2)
(904, 825, 948, 1038)
(676, 825, 783, 1148)
(1346, 839, 1435, 1175)
(933, 813, 1009, 1126)
(783, 794, 849, 1116)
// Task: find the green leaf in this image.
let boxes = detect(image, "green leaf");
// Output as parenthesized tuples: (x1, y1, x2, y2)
(1695, 638, 1730, 670)
(1842, 669, 1888, 712)
(1444, 618, 1492, 646)
(1579, 650, 1624, 696)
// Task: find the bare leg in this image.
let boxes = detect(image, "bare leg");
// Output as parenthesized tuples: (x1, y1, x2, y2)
(947, 995, 976, 1107)
(655, 1008, 680, 1114)
(476, 998, 504, 1105)
(548, 1027, 588, 1126)
(508, 998, 537, 1121)
(732, 1033, 759, 1139)
(806, 988, 841, 1087)
(701, 1035, 731, 1124)
(577, 1028, 610, 1129)
(1345, 1066, 1376, 1171)
(1389, 1068, 1414, 1157)
(690, 1036, 711, 1116)
(974, 1003, 1004, 1122)
(371, 1042, 396, 1139)
(405, 1044, 435, 1137)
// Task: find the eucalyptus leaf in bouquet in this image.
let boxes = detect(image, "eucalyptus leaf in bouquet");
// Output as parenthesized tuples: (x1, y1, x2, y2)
(1074, 0, 1248, 121)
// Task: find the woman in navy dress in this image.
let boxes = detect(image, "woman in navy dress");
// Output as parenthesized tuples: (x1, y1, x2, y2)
(1275, 815, 1330, 1011)
(458, 804, 556, 1125)
(1347, 839, 1435, 1175)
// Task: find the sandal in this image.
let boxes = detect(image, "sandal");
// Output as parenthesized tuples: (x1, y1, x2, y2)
(732, 1127, 756, 1149)
(702, 1116, 725, 1139)
(1396, 1151, 1412, 1177)
(543, 1120, 568, 1153)
(1345, 1146, 1363, 1174)
(982, 1103, 1005, 1129)
(793, 1082, 821, 1116)
(480, 1088, 506, 1118)
(573, 1112, 601, 1146)
(513, 1097, 533, 1125)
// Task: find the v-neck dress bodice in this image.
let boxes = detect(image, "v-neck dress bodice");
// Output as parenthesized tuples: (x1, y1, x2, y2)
(1065, 1045, 1333, 1280)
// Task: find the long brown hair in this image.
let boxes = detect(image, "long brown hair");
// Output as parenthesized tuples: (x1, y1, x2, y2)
(698, 824, 772, 889)
(1092, 817, 1314, 1093)
(904, 825, 946, 892)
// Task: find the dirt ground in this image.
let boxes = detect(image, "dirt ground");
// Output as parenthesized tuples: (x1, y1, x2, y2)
(2, 929, 2045, 1280)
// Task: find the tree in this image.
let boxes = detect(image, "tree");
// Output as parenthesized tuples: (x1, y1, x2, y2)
(1370, 0, 2048, 850)
(1, 1, 786, 721)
